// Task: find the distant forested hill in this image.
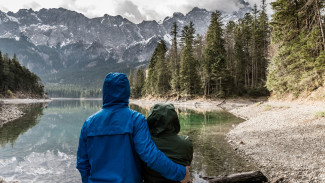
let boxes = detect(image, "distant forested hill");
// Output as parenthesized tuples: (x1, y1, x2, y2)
(0, 51, 44, 98)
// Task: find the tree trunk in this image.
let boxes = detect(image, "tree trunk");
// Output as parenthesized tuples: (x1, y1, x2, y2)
(315, 0, 325, 50)
(202, 171, 268, 183)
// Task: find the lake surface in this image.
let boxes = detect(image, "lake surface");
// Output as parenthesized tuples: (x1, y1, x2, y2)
(0, 100, 256, 182)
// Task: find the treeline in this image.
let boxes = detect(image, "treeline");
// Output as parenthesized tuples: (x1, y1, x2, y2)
(129, 0, 270, 98)
(0, 51, 44, 98)
(45, 85, 102, 98)
(267, 0, 325, 97)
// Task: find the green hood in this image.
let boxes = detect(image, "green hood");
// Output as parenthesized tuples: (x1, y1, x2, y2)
(147, 103, 180, 137)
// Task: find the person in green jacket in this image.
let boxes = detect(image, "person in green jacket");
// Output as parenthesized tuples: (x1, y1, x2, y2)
(142, 103, 194, 183)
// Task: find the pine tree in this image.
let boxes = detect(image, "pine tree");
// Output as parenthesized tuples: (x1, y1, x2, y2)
(145, 41, 170, 96)
(155, 40, 170, 95)
(179, 22, 200, 96)
(129, 68, 134, 98)
(170, 22, 181, 95)
(144, 44, 159, 95)
(134, 67, 145, 98)
(0, 51, 3, 92)
(267, 0, 325, 96)
(258, 0, 269, 83)
(202, 11, 229, 97)
(225, 21, 236, 74)
(0, 51, 44, 97)
(129, 68, 134, 88)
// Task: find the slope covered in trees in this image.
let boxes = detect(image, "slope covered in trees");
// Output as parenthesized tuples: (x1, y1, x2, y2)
(267, 0, 325, 97)
(0, 51, 44, 98)
(129, 0, 270, 99)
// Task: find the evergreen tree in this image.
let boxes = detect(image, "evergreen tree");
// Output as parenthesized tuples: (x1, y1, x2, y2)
(0, 51, 3, 92)
(258, 0, 269, 83)
(169, 22, 181, 95)
(145, 44, 159, 95)
(0, 51, 44, 97)
(179, 22, 200, 96)
(267, 0, 325, 96)
(129, 68, 134, 88)
(155, 40, 170, 95)
(202, 11, 229, 97)
(145, 41, 170, 96)
(133, 67, 145, 98)
(225, 21, 236, 74)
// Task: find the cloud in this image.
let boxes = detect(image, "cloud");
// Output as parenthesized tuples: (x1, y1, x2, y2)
(0, 5, 9, 12)
(141, 8, 161, 22)
(180, 0, 251, 14)
(60, 0, 97, 17)
(115, 0, 147, 23)
(23, 1, 41, 10)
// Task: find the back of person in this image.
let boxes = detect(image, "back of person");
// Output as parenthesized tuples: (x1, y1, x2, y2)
(76, 73, 189, 183)
(83, 107, 143, 182)
(142, 103, 193, 183)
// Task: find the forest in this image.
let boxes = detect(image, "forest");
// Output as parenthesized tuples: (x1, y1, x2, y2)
(0, 52, 44, 98)
(130, 0, 270, 98)
(130, 0, 325, 99)
(2, 0, 324, 99)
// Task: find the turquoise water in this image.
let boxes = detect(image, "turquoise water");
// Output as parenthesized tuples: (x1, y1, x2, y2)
(0, 100, 255, 182)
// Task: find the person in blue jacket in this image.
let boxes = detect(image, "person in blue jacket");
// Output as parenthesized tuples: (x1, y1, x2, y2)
(76, 73, 190, 183)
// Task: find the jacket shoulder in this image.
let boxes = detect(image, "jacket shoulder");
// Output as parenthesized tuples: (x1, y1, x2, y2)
(129, 109, 146, 122)
(84, 109, 102, 124)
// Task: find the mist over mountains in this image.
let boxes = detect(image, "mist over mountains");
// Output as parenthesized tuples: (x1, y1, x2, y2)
(0, 3, 251, 87)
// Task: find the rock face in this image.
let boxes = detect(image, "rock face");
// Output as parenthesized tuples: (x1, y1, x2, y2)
(0, 4, 251, 86)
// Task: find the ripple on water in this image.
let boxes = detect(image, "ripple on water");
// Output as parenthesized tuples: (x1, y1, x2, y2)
(0, 150, 80, 183)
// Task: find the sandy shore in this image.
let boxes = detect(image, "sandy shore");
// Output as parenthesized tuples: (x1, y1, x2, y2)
(227, 100, 325, 182)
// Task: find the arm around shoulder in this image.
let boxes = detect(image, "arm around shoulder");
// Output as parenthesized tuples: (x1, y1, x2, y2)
(132, 113, 186, 181)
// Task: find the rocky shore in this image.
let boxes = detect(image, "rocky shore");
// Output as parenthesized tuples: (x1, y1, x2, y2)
(130, 97, 264, 111)
(0, 99, 51, 126)
(0, 104, 24, 127)
(227, 100, 325, 182)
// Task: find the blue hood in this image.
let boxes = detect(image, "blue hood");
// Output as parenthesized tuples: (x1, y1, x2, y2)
(102, 73, 130, 107)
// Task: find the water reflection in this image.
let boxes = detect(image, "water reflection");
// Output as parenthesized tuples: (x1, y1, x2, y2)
(0, 100, 256, 183)
(0, 104, 45, 148)
(131, 104, 256, 181)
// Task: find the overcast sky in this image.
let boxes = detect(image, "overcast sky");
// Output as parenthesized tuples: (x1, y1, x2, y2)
(0, 0, 274, 24)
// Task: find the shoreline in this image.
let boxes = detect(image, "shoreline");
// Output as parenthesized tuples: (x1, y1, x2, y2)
(227, 100, 325, 182)
(130, 97, 266, 111)
(0, 98, 52, 127)
(2, 97, 324, 182)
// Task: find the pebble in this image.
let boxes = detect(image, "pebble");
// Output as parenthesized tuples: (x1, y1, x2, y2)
(0, 105, 25, 126)
(227, 100, 325, 182)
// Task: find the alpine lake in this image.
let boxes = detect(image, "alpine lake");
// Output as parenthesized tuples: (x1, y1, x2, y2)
(0, 99, 256, 182)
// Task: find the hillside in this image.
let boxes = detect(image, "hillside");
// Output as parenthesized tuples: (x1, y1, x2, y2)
(0, 51, 44, 98)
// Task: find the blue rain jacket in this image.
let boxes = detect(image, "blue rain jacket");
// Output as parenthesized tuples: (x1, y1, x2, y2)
(76, 73, 186, 183)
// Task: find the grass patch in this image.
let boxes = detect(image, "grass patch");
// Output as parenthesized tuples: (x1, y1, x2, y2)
(263, 104, 273, 111)
(315, 110, 325, 118)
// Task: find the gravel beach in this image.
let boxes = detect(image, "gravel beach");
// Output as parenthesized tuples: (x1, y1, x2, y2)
(0, 99, 51, 126)
(227, 100, 325, 182)
(0, 104, 25, 126)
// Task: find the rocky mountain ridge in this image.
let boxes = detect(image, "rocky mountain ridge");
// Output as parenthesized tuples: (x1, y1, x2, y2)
(0, 4, 251, 87)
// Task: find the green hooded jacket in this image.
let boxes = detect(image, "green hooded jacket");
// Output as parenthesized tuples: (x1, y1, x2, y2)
(142, 103, 193, 183)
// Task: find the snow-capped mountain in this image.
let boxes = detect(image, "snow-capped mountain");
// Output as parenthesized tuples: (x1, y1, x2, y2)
(0, 3, 251, 86)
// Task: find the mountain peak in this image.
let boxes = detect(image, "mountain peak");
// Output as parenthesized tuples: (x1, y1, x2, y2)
(189, 7, 207, 13)
(172, 12, 184, 18)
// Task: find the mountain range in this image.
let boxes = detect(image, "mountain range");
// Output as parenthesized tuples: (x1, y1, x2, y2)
(0, 2, 251, 88)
